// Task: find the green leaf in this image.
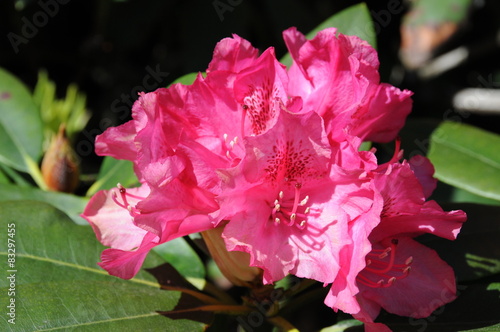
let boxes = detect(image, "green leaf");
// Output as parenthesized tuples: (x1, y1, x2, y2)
(86, 156, 139, 197)
(0, 67, 44, 172)
(320, 319, 363, 331)
(451, 187, 500, 206)
(0, 201, 206, 331)
(428, 121, 500, 201)
(153, 237, 206, 289)
(460, 323, 500, 332)
(0, 183, 89, 224)
(404, 0, 473, 26)
(0, 166, 10, 184)
(168, 72, 200, 87)
(281, 3, 376, 67)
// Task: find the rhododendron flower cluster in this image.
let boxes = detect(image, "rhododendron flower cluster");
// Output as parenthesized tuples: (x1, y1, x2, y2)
(82, 27, 466, 331)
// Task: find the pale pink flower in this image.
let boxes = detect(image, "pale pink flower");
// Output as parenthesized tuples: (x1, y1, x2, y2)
(82, 178, 218, 279)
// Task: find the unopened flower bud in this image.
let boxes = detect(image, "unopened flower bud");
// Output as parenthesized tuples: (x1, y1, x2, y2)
(41, 124, 80, 193)
(202, 226, 262, 288)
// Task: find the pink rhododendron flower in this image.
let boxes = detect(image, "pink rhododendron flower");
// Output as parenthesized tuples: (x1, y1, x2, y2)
(325, 156, 466, 330)
(217, 108, 383, 284)
(283, 27, 413, 143)
(81, 25, 467, 332)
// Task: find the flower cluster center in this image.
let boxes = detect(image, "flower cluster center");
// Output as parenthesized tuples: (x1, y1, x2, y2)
(270, 182, 310, 229)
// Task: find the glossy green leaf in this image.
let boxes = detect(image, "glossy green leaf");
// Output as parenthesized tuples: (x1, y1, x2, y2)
(0, 201, 206, 331)
(168, 72, 200, 87)
(428, 121, 500, 201)
(320, 319, 363, 331)
(451, 187, 500, 206)
(86, 156, 139, 197)
(0, 183, 88, 224)
(0, 167, 10, 184)
(404, 0, 473, 25)
(0, 68, 43, 172)
(460, 323, 500, 332)
(281, 3, 376, 66)
(153, 237, 206, 288)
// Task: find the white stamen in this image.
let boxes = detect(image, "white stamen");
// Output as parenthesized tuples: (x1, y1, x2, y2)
(299, 195, 309, 206)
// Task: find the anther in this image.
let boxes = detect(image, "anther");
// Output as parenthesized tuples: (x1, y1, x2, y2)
(117, 183, 126, 194)
(299, 195, 309, 206)
(275, 218, 281, 224)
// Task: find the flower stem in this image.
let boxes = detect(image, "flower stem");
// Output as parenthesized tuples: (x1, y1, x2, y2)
(24, 154, 47, 190)
(160, 285, 222, 305)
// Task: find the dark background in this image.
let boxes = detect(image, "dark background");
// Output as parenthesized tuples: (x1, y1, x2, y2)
(1, 1, 500, 330)
(1, 0, 499, 172)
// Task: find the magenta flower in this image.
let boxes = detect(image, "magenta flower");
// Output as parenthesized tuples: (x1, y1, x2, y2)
(81, 26, 466, 332)
(325, 156, 466, 330)
(216, 108, 383, 284)
(283, 27, 413, 143)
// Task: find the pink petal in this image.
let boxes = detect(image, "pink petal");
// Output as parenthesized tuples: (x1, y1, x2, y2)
(82, 185, 150, 251)
(95, 120, 137, 161)
(134, 177, 218, 238)
(409, 155, 437, 199)
(207, 34, 259, 73)
(351, 84, 413, 143)
(358, 237, 458, 318)
(234, 48, 289, 136)
(98, 232, 158, 279)
(283, 27, 412, 143)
